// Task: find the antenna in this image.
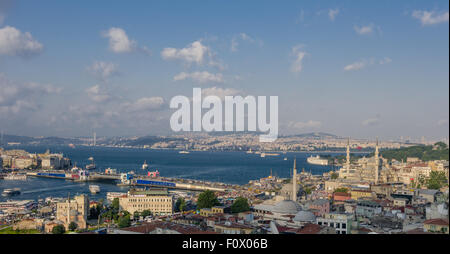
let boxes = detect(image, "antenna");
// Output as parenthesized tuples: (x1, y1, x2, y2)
(93, 131, 96, 147)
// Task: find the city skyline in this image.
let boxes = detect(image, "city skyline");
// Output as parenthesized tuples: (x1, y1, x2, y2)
(0, 0, 449, 140)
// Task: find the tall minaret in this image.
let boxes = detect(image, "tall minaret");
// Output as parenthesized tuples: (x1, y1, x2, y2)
(346, 138, 351, 169)
(374, 138, 379, 184)
(67, 192, 71, 227)
(292, 158, 297, 202)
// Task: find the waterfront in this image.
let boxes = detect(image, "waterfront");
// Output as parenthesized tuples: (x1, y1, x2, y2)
(0, 145, 346, 202)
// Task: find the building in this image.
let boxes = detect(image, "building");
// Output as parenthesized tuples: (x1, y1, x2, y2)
(213, 221, 254, 234)
(350, 189, 375, 200)
(316, 213, 354, 234)
(308, 199, 330, 217)
(119, 188, 173, 216)
(423, 219, 449, 234)
(56, 194, 89, 230)
(355, 200, 382, 218)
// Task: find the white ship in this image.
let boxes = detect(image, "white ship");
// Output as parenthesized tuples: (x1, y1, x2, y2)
(89, 185, 100, 194)
(86, 157, 96, 170)
(142, 160, 149, 170)
(261, 152, 279, 158)
(246, 149, 253, 154)
(3, 173, 27, 180)
(306, 155, 329, 166)
(179, 151, 190, 154)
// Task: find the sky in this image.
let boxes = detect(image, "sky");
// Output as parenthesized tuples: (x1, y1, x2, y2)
(0, 0, 449, 141)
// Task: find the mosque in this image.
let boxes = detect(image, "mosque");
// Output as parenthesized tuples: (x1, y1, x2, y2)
(253, 159, 316, 227)
(338, 138, 396, 184)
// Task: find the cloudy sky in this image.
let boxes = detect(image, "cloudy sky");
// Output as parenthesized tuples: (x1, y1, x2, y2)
(0, 0, 448, 140)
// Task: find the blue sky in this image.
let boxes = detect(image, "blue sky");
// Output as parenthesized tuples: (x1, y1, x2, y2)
(0, 0, 448, 141)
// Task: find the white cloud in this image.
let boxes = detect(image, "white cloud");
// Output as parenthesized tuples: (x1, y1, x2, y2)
(124, 97, 165, 112)
(362, 115, 381, 126)
(173, 71, 224, 84)
(354, 24, 374, 35)
(0, 26, 43, 57)
(288, 120, 322, 130)
(87, 61, 119, 80)
(379, 57, 392, 65)
(161, 40, 211, 65)
(412, 10, 449, 26)
(231, 33, 263, 52)
(328, 9, 339, 21)
(0, 73, 60, 114)
(102, 27, 150, 54)
(344, 60, 367, 71)
(291, 45, 307, 73)
(201, 87, 242, 100)
(85, 85, 111, 103)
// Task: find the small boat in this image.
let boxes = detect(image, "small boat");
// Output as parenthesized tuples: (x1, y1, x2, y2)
(2, 188, 21, 197)
(86, 157, 96, 170)
(89, 185, 100, 194)
(246, 149, 253, 154)
(3, 173, 27, 180)
(142, 160, 149, 170)
(260, 153, 266, 158)
(179, 151, 190, 154)
(284, 157, 288, 161)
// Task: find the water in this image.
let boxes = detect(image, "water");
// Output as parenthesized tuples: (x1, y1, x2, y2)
(1, 145, 347, 202)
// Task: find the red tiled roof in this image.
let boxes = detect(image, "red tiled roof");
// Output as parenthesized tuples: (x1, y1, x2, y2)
(297, 223, 322, 234)
(424, 219, 449, 226)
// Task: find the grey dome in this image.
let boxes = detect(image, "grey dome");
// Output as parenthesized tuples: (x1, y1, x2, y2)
(293, 210, 316, 222)
(272, 200, 302, 214)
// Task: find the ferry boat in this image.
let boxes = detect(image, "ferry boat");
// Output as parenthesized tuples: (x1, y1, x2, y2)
(179, 151, 190, 154)
(284, 157, 288, 161)
(261, 153, 280, 158)
(2, 188, 21, 197)
(142, 161, 149, 170)
(306, 155, 329, 166)
(86, 157, 96, 170)
(89, 185, 100, 194)
(3, 173, 27, 180)
(246, 149, 253, 154)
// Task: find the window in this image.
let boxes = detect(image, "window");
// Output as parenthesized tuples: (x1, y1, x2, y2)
(330, 222, 334, 228)
(342, 223, 346, 229)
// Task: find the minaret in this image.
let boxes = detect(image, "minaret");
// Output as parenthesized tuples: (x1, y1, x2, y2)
(67, 192, 71, 227)
(346, 138, 350, 169)
(374, 138, 379, 184)
(292, 158, 297, 202)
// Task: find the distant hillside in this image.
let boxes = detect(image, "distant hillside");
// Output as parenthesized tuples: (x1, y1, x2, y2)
(379, 142, 449, 162)
(287, 132, 338, 138)
(1, 134, 81, 146)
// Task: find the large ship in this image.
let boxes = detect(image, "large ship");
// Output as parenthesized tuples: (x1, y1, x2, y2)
(89, 185, 100, 194)
(306, 155, 329, 166)
(2, 188, 21, 197)
(179, 151, 190, 154)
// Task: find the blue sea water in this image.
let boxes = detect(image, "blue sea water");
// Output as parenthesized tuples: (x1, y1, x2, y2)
(1, 145, 346, 202)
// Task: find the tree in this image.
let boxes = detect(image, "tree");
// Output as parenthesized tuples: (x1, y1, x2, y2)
(330, 172, 339, 179)
(118, 215, 131, 228)
(112, 198, 120, 211)
(175, 198, 187, 212)
(427, 171, 448, 190)
(197, 190, 219, 209)
(334, 188, 348, 193)
(52, 225, 66, 234)
(141, 210, 152, 217)
(68, 222, 78, 231)
(231, 197, 250, 213)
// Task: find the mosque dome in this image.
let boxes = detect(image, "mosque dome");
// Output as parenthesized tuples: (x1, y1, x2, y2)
(272, 200, 302, 214)
(293, 210, 316, 222)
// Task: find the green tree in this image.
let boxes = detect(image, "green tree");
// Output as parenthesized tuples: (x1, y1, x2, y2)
(197, 190, 219, 209)
(330, 172, 339, 179)
(112, 198, 120, 211)
(426, 171, 448, 190)
(68, 222, 78, 231)
(175, 198, 187, 212)
(231, 197, 250, 213)
(334, 187, 348, 193)
(141, 210, 152, 217)
(52, 225, 66, 234)
(118, 215, 131, 228)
